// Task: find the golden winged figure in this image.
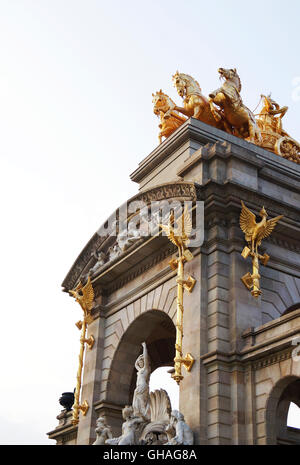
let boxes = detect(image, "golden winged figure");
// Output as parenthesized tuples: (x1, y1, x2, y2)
(159, 205, 193, 250)
(69, 275, 95, 315)
(240, 201, 283, 254)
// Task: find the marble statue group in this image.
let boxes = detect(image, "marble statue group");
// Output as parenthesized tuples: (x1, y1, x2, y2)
(93, 342, 194, 446)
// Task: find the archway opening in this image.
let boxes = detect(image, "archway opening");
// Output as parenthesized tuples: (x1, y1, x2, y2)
(266, 377, 300, 444)
(105, 310, 176, 433)
(149, 366, 179, 410)
(287, 402, 300, 429)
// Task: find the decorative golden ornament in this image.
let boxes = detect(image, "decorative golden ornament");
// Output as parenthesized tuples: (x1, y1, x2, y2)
(69, 276, 95, 425)
(239, 201, 283, 298)
(159, 205, 196, 384)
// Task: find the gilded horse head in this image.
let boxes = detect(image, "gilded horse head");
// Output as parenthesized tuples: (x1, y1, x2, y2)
(209, 67, 261, 143)
(172, 71, 223, 128)
(152, 90, 186, 144)
(218, 68, 241, 93)
(152, 90, 176, 115)
(172, 71, 202, 98)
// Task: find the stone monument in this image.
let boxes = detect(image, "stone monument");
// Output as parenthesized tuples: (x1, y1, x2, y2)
(48, 68, 300, 445)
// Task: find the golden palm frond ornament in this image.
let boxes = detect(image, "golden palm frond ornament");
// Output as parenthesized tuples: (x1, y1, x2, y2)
(240, 201, 283, 298)
(160, 205, 196, 384)
(69, 276, 95, 425)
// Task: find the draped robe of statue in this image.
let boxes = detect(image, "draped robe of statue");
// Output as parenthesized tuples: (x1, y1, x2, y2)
(132, 342, 151, 420)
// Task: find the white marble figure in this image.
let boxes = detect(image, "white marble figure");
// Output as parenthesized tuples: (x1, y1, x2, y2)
(165, 410, 194, 445)
(132, 342, 151, 420)
(105, 406, 145, 445)
(108, 243, 122, 261)
(89, 251, 106, 275)
(93, 416, 112, 445)
(117, 220, 141, 252)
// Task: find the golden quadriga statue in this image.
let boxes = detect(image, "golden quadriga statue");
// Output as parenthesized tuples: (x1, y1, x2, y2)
(152, 68, 300, 164)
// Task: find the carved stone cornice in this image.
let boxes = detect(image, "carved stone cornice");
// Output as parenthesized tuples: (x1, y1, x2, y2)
(251, 348, 293, 370)
(130, 118, 300, 184)
(200, 347, 294, 372)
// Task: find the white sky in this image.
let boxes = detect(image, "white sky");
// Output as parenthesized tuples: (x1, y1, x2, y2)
(0, 0, 299, 444)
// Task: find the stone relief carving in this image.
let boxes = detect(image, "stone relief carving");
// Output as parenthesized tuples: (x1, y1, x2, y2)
(61, 182, 197, 293)
(88, 251, 107, 276)
(92, 416, 112, 445)
(117, 220, 142, 252)
(108, 243, 122, 262)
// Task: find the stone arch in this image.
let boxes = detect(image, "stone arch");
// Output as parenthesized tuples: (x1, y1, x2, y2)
(105, 309, 176, 408)
(100, 279, 177, 400)
(282, 303, 300, 316)
(261, 273, 300, 323)
(265, 375, 300, 444)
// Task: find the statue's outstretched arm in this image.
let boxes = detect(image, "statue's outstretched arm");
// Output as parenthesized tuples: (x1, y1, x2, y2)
(142, 342, 150, 373)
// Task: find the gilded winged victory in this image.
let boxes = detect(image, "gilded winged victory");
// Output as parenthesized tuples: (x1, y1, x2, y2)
(239, 201, 283, 298)
(159, 205, 192, 253)
(69, 275, 94, 321)
(240, 201, 283, 254)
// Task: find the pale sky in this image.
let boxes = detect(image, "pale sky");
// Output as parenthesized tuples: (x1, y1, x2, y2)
(0, 0, 299, 444)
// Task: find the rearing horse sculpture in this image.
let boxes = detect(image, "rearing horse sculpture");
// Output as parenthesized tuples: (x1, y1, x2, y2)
(209, 68, 262, 143)
(152, 90, 187, 143)
(172, 71, 224, 129)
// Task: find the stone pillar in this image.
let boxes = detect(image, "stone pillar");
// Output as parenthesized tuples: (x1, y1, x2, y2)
(76, 313, 105, 444)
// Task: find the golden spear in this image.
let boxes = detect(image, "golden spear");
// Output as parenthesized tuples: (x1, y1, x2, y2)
(69, 276, 95, 425)
(160, 206, 196, 384)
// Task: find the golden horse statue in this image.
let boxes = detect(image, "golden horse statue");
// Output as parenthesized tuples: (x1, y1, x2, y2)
(152, 90, 187, 143)
(172, 71, 224, 129)
(209, 68, 262, 143)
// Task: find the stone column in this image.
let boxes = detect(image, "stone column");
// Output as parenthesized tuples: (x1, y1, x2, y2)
(76, 313, 105, 444)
